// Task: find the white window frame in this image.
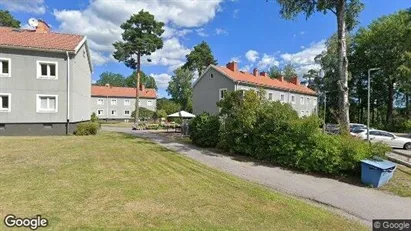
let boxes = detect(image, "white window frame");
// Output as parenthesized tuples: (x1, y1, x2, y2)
(138, 100, 141, 106)
(280, 94, 285, 102)
(300, 97, 304, 105)
(0, 58, 11, 77)
(147, 100, 153, 106)
(36, 94, 58, 113)
(124, 110, 130, 116)
(313, 98, 317, 106)
(301, 110, 305, 116)
(291, 95, 296, 104)
(219, 88, 227, 100)
(306, 97, 310, 105)
(111, 109, 117, 116)
(0, 93, 11, 112)
(124, 99, 131, 106)
(97, 109, 104, 116)
(268, 93, 273, 101)
(36, 61, 58, 80)
(111, 99, 117, 105)
(97, 98, 104, 105)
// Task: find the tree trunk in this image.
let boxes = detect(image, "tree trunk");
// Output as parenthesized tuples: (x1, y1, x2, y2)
(386, 79, 395, 126)
(336, 0, 350, 135)
(135, 53, 141, 126)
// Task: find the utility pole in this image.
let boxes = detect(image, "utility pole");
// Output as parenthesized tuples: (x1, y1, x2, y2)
(367, 68, 380, 143)
(134, 53, 141, 128)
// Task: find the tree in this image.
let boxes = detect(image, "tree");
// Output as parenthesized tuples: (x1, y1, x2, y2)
(0, 10, 20, 28)
(268, 66, 282, 79)
(157, 98, 181, 115)
(182, 41, 217, 76)
(166, 68, 193, 112)
(282, 63, 297, 81)
(275, 0, 364, 134)
(303, 69, 321, 92)
(125, 71, 157, 90)
(131, 107, 154, 121)
(113, 10, 164, 126)
(351, 10, 411, 127)
(95, 72, 126, 87)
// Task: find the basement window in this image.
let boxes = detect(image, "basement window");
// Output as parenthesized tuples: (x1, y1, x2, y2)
(0, 124, 5, 129)
(43, 123, 53, 129)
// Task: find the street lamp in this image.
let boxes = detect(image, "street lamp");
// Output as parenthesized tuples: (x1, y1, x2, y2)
(367, 68, 380, 143)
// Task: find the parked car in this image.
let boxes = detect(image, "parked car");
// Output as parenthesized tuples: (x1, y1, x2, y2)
(349, 123, 367, 132)
(355, 129, 411, 150)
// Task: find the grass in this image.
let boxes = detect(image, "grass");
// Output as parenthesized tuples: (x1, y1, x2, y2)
(0, 132, 366, 230)
(380, 166, 411, 197)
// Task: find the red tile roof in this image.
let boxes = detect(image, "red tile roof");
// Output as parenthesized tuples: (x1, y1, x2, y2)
(91, 85, 157, 99)
(215, 66, 317, 96)
(0, 27, 84, 52)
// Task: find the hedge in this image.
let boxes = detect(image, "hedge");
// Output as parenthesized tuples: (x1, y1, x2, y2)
(189, 112, 220, 147)
(74, 122, 100, 136)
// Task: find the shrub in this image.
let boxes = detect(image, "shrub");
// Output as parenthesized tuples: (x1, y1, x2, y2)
(90, 112, 99, 123)
(189, 112, 220, 147)
(131, 107, 155, 121)
(74, 122, 99, 136)
(146, 124, 160, 130)
(214, 90, 391, 176)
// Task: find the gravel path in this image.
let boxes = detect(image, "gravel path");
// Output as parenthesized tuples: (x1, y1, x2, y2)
(105, 127, 411, 224)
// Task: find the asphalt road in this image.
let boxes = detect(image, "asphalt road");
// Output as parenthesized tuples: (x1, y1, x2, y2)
(105, 127, 411, 225)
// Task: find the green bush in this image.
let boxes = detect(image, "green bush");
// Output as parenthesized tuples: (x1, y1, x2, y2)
(215, 90, 390, 176)
(90, 112, 99, 123)
(146, 124, 160, 130)
(74, 122, 99, 136)
(189, 112, 220, 147)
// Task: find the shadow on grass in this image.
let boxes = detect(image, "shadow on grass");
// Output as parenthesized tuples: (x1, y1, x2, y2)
(127, 130, 367, 188)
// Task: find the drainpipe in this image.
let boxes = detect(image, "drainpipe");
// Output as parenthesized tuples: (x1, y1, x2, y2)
(66, 52, 70, 135)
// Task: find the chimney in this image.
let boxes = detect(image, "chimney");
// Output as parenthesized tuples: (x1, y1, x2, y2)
(260, 72, 268, 77)
(36, 20, 50, 33)
(253, 68, 259, 77)
(139, 84, 145, 92)
(291, 76, 300, 85)
(226, 61, 238, 72)
(278, 76, 284, 82)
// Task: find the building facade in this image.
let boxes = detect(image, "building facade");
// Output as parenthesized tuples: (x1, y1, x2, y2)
(0, 23, 92, 135)
(91, 85, 156, 121)
(193, 62, 318, 116)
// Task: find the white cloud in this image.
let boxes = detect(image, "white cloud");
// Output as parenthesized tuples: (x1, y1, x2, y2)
(195, 28, 208, 37)
(233, 9, 240, 18)
(240, 64, 252, 72)
(215, 28, 228, 35)
(257, 54, 279, 70)
(53, 0, 223, 66)
(245, 50, 259, 63)
(149, 73, 172, 89)
(0, 0, 45, 14)
(280, 40, 325, 76)
(230, 56, 241, 63)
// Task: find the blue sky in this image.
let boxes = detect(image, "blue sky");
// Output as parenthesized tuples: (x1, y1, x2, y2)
(1, 0, 409, 97)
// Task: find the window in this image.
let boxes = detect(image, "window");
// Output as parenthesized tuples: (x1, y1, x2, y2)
(369, 131, 380, 136)
(313, 98, 317, 106)
(36, 94, 58, 113)
(268, 93, 273, 101)
(301, 110, 305, 116)
(97, 98, 104, 105)
(0, 58, 11, 77)
(97, 109, 104, 116)
(291, 95, 296, 104)
(219, 88, 227, 100)
(124, 110, 130, 116)
(210, 73, 214, 79)
(43, 123, 53, 129)
(138, 100, 141, 106)
(300, 97, 304, 104)
(0, 93, 11, 112)
(0, 124, 5, 129)
(37, 61, 58, 79)
(111, 99, 117, 105)
(124, 99, 131, 106)
(307, 97, 310, 105)
(147, 100, 153, 106)
(280, 94, 285, 102)
(111, 110, 117, 116)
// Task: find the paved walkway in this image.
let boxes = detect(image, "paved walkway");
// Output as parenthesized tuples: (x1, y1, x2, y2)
(105, 127, 411, 224)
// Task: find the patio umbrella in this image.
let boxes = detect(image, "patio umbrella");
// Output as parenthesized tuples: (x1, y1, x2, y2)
(167, 111, 196, 118)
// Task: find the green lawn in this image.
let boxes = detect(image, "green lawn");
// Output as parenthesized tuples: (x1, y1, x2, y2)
(381, 166, 411, 197)
(0, 132, 366, 230)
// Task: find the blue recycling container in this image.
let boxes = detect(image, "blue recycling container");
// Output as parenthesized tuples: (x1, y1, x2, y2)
(360, 159, 397, 188)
